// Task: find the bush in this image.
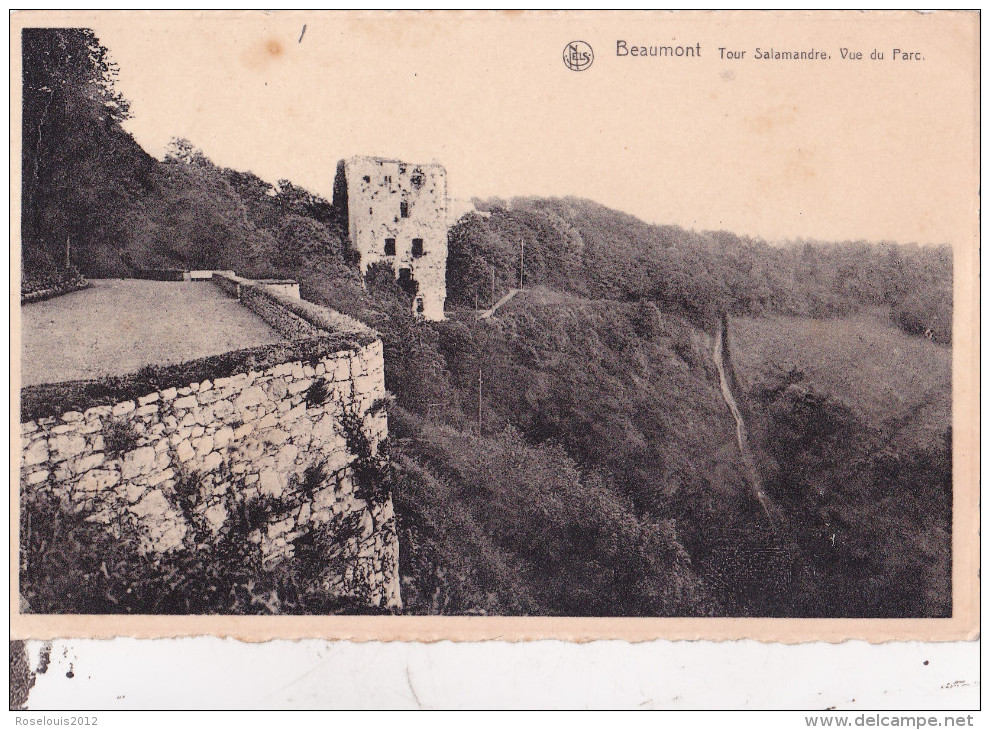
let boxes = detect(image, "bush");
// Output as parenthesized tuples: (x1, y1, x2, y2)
(103, 419, 141, 457)
(391, 408, 715, 617)
(19, 483, 388, 616)
(132, 268, 187, 281)
(21, 265, 88, 304)
(755, 377, 951, 618)
(304, 378, 331, 408)
(338, 403, 392, 508)
(892, 287, 952, 344)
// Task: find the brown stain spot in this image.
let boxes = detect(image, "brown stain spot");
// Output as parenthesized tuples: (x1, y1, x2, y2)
(747, 113, 775, 134)
(784, 146, 816, 184)
(242, 37, 288, 71)
(745, 104, 798, 135)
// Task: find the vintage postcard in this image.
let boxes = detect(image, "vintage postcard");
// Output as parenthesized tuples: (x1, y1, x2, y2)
(10, 10, 979, 644)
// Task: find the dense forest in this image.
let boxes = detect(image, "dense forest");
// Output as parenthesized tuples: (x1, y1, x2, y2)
(449, 198, 953, 343)
(21, 28, 953, 617)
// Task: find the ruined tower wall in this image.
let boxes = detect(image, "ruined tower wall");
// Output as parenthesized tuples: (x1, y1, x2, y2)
(338, 157, 448, 321)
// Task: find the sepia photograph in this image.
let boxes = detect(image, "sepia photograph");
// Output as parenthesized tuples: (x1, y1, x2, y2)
(11, 10, 978, 650)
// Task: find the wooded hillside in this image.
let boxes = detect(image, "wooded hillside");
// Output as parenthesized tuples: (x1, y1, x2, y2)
(21, 28, 952, 618)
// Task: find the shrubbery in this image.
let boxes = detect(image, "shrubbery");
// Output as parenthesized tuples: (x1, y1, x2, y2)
(390, 408, 715, 616)
(19, 27, 953, 619)
(892, 287, 952, 344)
(449, 199, 953, 340)
(753, 373, 951, 617)
(21, 266, 88, 304)
(19, 481, 387, 615)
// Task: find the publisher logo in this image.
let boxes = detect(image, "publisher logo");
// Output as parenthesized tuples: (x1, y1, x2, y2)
(563, 41, 594, 71)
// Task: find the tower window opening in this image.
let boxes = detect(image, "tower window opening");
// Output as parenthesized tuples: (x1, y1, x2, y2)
(384, 238, 396, 256)
(400, 201, 409, 218)
(412, 238, 424, 257)
(397, 267, 418, 298)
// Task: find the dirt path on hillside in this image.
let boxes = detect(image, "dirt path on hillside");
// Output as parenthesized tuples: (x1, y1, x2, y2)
(713, 314, 777, 522)
(477, 288, 521, 319)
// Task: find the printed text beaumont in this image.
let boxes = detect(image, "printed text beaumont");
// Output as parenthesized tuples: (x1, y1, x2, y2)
(616, 40, 702, 57)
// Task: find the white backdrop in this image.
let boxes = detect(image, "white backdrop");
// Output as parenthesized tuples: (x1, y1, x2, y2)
(20, 637, 980, 710)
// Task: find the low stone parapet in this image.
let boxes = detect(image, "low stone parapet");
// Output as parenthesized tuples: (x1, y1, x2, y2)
(20, 273, 400, 613)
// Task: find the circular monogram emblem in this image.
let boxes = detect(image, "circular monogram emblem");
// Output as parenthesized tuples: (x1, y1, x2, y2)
(563, 41, 594, 71)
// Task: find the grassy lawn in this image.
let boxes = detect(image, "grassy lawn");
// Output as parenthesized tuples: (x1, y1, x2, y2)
(21, 279, 285, 386)
(730, 310, 950, 451)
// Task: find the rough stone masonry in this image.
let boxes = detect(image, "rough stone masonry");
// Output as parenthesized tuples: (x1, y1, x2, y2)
(20, 282, 401, 611)
(334, 156, 448, 321)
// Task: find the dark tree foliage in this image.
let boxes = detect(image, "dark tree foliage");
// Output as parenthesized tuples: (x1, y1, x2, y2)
(21, 28, 349, 281)
(361, 264, 457, 416)
(426, 291, 803, 616)
(391, 408, 717, 617)
(754, 375, 951, 617)
(22, 27, 150, 275)
(20, 485, 386, 616)
(274, 178, 337, 228)
(447, 197, 952, 340)
(19, 29, 952, 618)
(417, 290, 950, 617)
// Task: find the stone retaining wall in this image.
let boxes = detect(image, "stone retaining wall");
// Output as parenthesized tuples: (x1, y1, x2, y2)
(258, 280, 301, 299)
(213, 271, 246, 298)
(238, 284, 322, 340)
(21, 280, 401, 612)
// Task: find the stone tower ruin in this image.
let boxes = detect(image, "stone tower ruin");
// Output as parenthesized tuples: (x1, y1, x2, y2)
(334, 156, 448, 321)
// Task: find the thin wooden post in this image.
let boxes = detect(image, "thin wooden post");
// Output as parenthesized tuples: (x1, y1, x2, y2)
(519, 238, 524, 288)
